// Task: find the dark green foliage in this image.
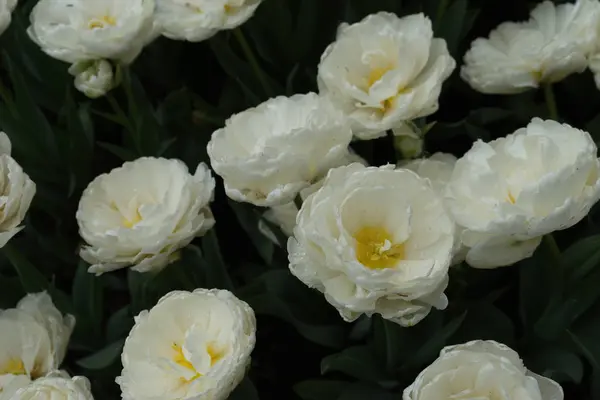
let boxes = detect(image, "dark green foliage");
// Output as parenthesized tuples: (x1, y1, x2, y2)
(1, 0, 599, 399)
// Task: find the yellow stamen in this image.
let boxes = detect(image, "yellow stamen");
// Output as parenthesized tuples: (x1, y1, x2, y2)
(87, 15, 116, 30)
(224, 4, 233, 13)
(507, 191, 516, 204)
(0, 358, 26, 375)
(122, 209, 142, 228)
(171, 342, 226, 384)
(354, 226, 405, 269)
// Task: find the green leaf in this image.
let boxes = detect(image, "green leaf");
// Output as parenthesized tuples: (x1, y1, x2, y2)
(452, 303, 515, 346)
(294, 380, 347, 400)
(349, 315, 372, 342)
(0, 275, 25, 308)
(200, 230, 235, 291)
(567, 302, 600, 370)
(229, 377, 260, 400)
(338, 382, 396, 400)
(321, 346, 390, 383)
(72, 261, 104, 337)
(435, 0, 468, 56)
(121, 69, 163, 156)
(525, 347, 584, 384)
(241, 270, 346, 348)
(127, 269, 152, 314)
(535, 263, 600, 340)
(404, 312, 467, 370)
(76, 339, 125, 370)
(3, 51, 59, 161)
(3, 242, 48, 293)
(97, 141, 137, 161)
(373, 316, 404, 372)
(561, 235, 600, 284)
(106, 305, 134, 342)
(228, 200, 274, 265)
(519, 249, 560, 331)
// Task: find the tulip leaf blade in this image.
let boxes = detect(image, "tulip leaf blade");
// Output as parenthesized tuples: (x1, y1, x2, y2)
(76, 339, 125, 370)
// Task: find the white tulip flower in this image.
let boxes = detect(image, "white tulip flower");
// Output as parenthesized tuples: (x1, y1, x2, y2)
(27, 0, 157, 65)
(0, 292, 75, 399)
(117, 289, 256, 400)
(288, 164, 455, 327)
(156, 0, 263, 42)
(68, 59, 116, 99)
(207, 93, 353, 207)
(404, 340, 563, 400)
(0, 0, 17, 37)
(318, 12, 456, 140)
(11, 371, 94, 400)
(0, 132, 36, 248)
(259, 150, 367, 241)
(401, 153, 467, 264)
(462, 0, 600, 94)
(77, 158, 216, 275)
(445, 118, 600, 268)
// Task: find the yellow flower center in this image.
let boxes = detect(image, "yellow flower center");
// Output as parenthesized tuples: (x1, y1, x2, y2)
(122, 209, 142, 229)
(224, 4, 233, 13)
(354, 226, 405, 269)
(87, 15, 116, 30)
(367, 65, 394, 88)
(0, 358, 26, 376)
(171, 342, 226, 383)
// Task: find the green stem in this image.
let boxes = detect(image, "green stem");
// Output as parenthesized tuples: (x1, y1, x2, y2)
(543, 233, 563, 297)
(233, 28, 273, 98)
(543, 234, 560, 260)
(543, 84, 559, 120)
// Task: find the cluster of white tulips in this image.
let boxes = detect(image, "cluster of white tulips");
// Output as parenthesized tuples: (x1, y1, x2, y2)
(2, 0, 600, 398)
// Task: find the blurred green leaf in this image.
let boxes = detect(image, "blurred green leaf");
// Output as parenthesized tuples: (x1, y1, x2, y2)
(241, 270, 346, 348)
(526, 347, 584, 384)
(403, 312, 467, 370)
(561, 235, 600, 284)
(228, 200, 274, 266)
(373, 316, 404, 373)
(200, 230, 235, 291)
(229, 378, 260, 400)
(338, 382, 396, 400)
(435, 0, 468, 56)
(72, 262, 104, 339)
(321, 346, 390, 383)
(519, 247, 562, 332)
(76, 339, 125, 370)
(3, 242, 49, 293)
(106, 305, 134, 342)
(294, 380, 347, 400)
(452, 303, 515, 346)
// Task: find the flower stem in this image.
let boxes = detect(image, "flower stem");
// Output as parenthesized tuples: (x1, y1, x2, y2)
(543, 233, 561, 260)
(233, 28, 274, 98)
(543, 233, 563, 296)
(543, 83, 559, 120)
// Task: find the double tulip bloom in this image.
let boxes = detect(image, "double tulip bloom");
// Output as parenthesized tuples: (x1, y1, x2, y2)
(0, 292, 75, 398)
(118, 289, 256, 400)
(462, 0, 600, 93)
